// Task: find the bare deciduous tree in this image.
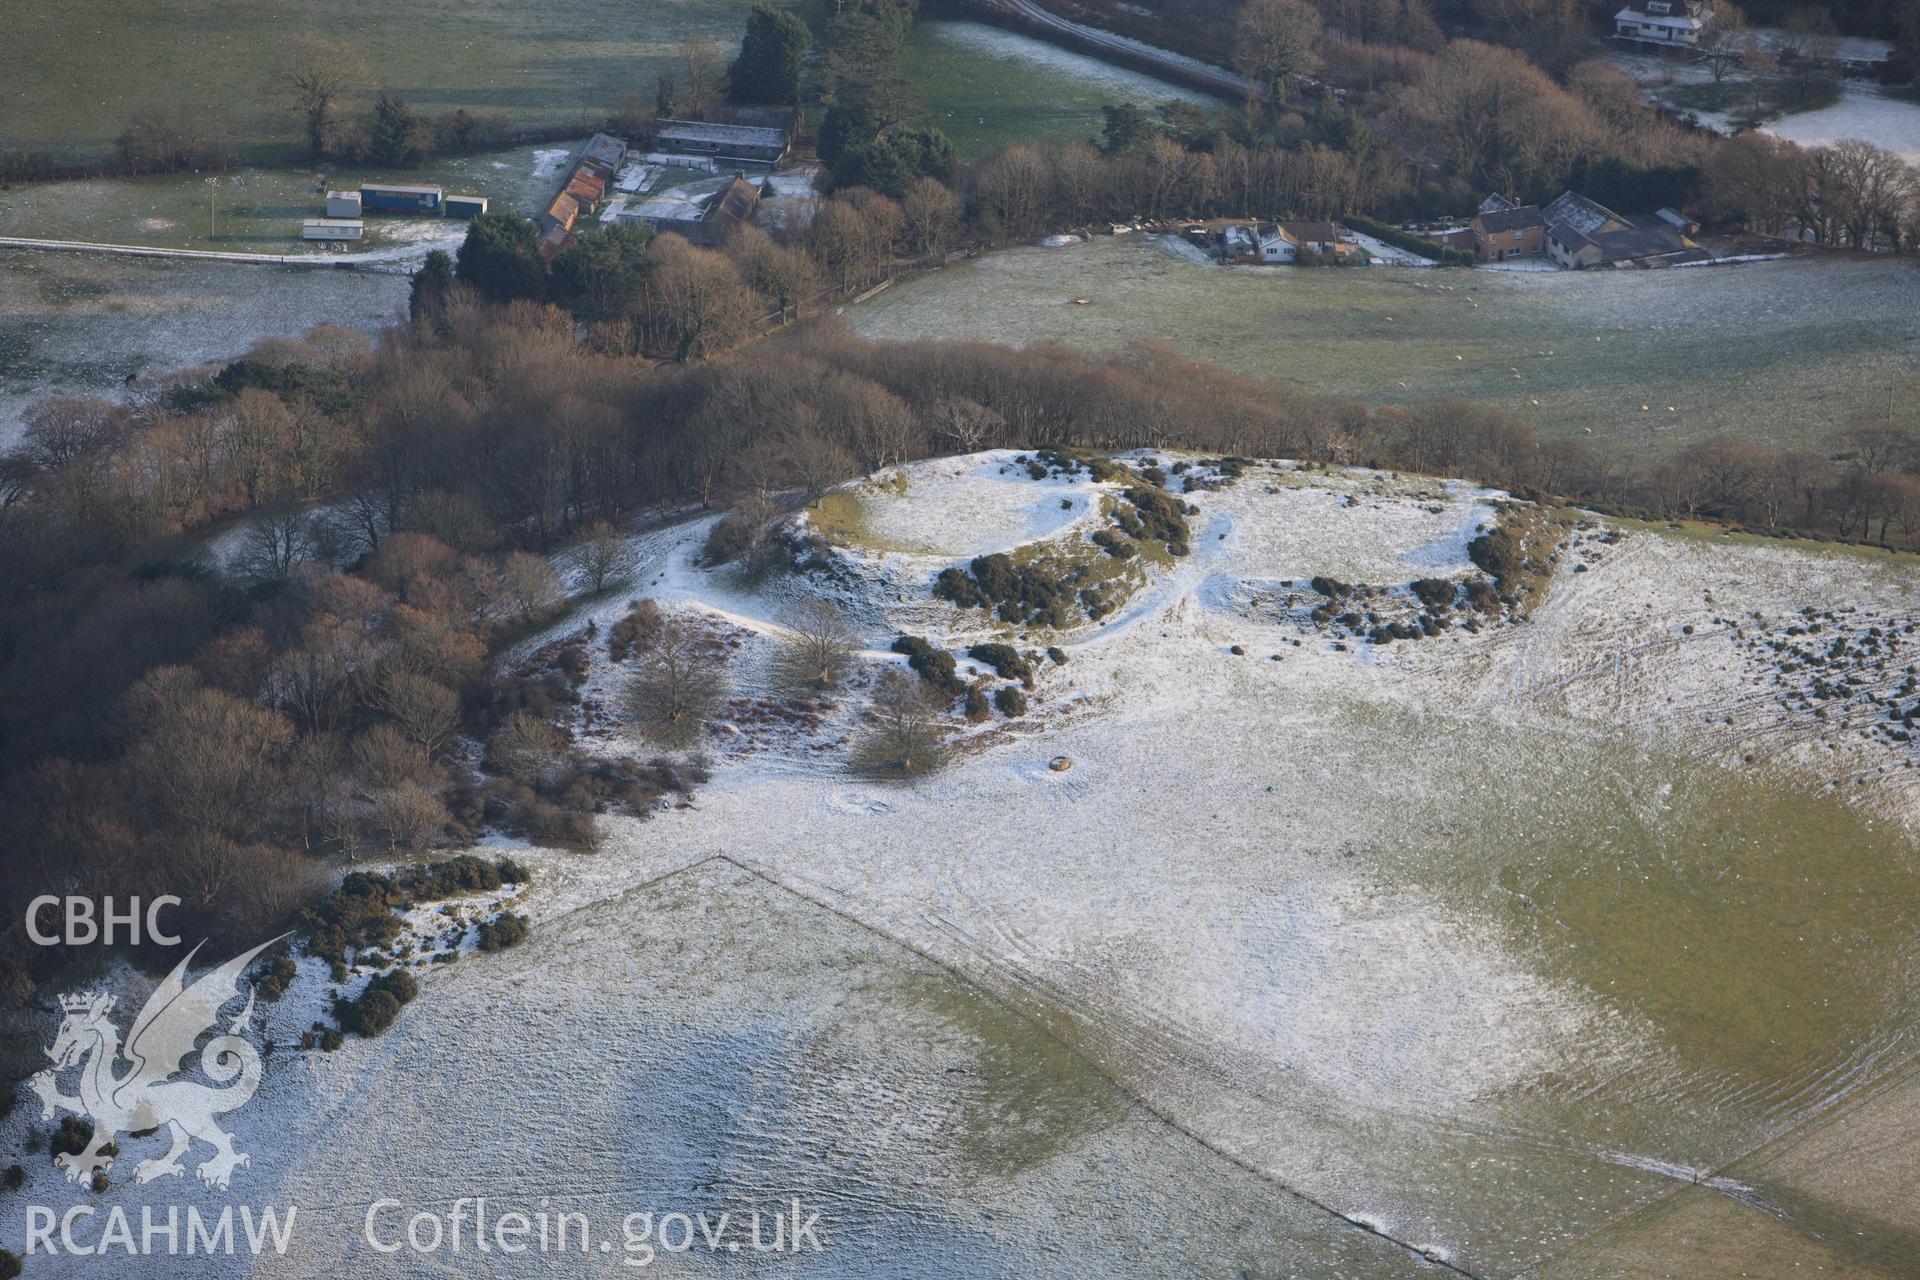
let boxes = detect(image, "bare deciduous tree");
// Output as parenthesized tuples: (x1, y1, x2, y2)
(853, 667, 948, 776)
(776, 599, 855, 690)
(233, 508, 319, 587)
(1698, 1, 1749, 83)
(369, 670, 461, 756)
(901, 176, 962, 256)
(624, 613, 727, 747)
(268, 35, 372, 156)
(488, 710, 567, 785)
(1234, 0, 1323, 100)
(939, 397, 1005, 454)
(571, 520, 637, 594)
(498, 550, 563, 623)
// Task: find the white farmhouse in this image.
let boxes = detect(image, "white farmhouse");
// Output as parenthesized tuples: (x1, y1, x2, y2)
(1613, 0, 1712, 49)
(1255, 224, 1300, 263)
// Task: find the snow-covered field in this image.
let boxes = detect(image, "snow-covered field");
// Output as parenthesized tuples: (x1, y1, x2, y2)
(9, 454, 1917, 1277)
(1762, 84, 1920, 164)
(1605, 41, 1920, 163)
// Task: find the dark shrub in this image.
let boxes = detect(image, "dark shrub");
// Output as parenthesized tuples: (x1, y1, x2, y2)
(1120, 487, 1189, 555)
(608, 599, 664, 661)
(964, 686, 990, 721)
(1046, 646, 1067, 665)
(257, 952, 298, 1001)
(701, 510, 761, 565)
(935, 555, 1078, 628)
(993, 686, 1027, 716)
(1468, 527, 1525, 582)
(334, 968, 420, 1037)
(476, 912, 529, 951)
(892, 635, 964, 694)
(1410, 578, 1455, 609)
(1463, 579, 1501, 614)
(52, 1117, 93, 1158)
(967, 643, 1033, 686)
(304, 857, 527, 965)
(933, 565, 985, 608)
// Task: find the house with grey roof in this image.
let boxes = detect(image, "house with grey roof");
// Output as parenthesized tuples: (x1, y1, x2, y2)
(1470, 202, 1547, 262)
(1542, 191, 1702, 269)
(1613, 0, 1712, 49)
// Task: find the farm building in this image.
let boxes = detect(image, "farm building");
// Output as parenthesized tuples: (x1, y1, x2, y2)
(577, 133, 628, 179)
(566, 171, 607, 207)
(361, 183, 443, 215)
(302, 219, 363, 242)
(444, 195, 489, 219)
(1543, 191, 1700, 268)
(651, 120, 791, 166)
(539, 223, 574, 262)
(539, 133, 627, 241)
(639, 174, 763, 247)
(325, 190, 362, 218)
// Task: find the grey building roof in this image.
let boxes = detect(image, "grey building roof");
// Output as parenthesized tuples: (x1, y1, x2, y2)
(1544, 191, 1626, 241)
(1476, 206, 1545, 234)
(1544, 190, 1696, 263)
(653, 120, 789, 151)
(581, 133, 627, 169)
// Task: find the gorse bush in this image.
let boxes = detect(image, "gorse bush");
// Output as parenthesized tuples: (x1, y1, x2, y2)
(967, 643, 1034, 687)
(1119, 487, 1190, 556)
(476, 912, 529, 951)
(303, 856, 528, 966)
(891, 635, 964, 694)
(935, 554, 1079, 628)
(333, 968, 420, 1037)
(1468, 527, 1525, 582)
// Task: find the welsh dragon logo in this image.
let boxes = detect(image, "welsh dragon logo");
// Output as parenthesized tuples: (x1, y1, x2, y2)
(30, 937, 285, 1191)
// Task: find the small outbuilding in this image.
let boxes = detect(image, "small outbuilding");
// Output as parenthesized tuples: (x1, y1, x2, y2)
(325, 190, 362, 218)
(302, 218, 363, 242)
(444, 195, 489, 219)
